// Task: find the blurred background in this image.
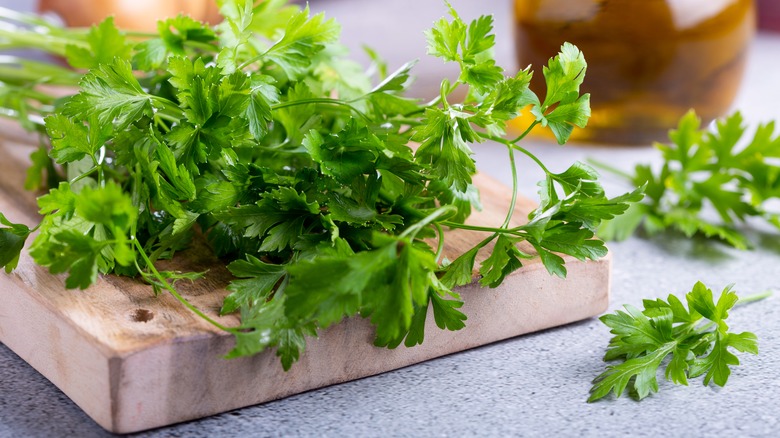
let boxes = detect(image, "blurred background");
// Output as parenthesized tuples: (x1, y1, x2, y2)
(2, 0, 776, 30)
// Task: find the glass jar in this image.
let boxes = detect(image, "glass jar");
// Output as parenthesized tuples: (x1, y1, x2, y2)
(513, 0, 756, 145)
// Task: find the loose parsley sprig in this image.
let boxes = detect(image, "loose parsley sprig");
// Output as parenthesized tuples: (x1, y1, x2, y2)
(0, 1, 639, 369)
(589, 282, 769, 402)
(599, 110, 780, 249)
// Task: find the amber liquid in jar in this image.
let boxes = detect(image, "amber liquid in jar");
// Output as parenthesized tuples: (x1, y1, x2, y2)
(513, 0, 755, 144)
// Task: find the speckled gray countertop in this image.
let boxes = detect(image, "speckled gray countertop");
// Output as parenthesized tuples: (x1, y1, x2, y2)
(1, 1, 779, 437)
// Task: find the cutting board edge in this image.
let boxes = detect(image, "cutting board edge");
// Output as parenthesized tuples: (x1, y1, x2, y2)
(0, 273, 116, 430)
(0, 253, 610, 433)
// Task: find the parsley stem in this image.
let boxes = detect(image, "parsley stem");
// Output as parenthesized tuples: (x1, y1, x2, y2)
(441, 222, 513, 234)
(445, 79, 462, 98)
(439, 79, 451, 110)
(400, 205, 457, 240)
(184, 40, 220, 52)
(155, 112, 180, 124)
(270, 98, 371, 123)
(154, 115, 172, 133)
(237, 51, 267, 70)
(512, 144, 551, 175)
(0, 62, 81, 86)
(132, 238, 229, 332)
(123, 30, 158, 38)
(588, 158, 633, 180)
(502, 145, 518, 228)
(509, 120, 540, 144)
(69, 165, 99, 185)
(0, 29, 85, 56)
(736, 290, 774, 306)
(96, 147, 106, 186)
(434, 223, 446, 262)
(480, 133, 552, 175)
(425, 95, 443, 108)
(0, 84, 56, 105)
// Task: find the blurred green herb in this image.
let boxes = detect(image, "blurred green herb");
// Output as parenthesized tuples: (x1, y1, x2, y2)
(598, 110, 780, 249)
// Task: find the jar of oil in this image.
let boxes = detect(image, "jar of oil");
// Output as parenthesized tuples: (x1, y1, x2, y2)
(513, 0, 755, 144)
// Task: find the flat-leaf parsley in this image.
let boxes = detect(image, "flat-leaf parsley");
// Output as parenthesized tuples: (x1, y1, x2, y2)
(0, 1, 639, 369)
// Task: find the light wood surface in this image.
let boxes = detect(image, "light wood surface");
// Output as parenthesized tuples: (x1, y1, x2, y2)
(0, 126, 610, 433)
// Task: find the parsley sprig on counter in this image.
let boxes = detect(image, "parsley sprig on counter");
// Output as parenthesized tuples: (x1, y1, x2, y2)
(590, 282, 768, 402)
(599, 110, 780, 249)
(0, 1, 639, 368)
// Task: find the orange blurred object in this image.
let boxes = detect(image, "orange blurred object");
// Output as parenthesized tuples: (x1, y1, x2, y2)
(513, 0, 755, 145)
(38, 0, 222, 31)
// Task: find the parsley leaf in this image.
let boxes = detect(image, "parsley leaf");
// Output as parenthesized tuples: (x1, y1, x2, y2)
(600, 111, 780, 248)
(589, 282, 765, 402)
(29, 182, 137, 289)
(478, 234, 532, 288)
(65, 17, 132, 69)
(64, 58, 161, 131)
(45, 114, 110, 164)
(224, 255, 287, 314)
(426, 3, 503, 93)
(261, 6, 340, 79)
(0, 213, 31, 273)
(24, 145, 58, 191)
(413, 107, 478, 192)
(135, 15, 216, 70)
(531, 43, 590, 144)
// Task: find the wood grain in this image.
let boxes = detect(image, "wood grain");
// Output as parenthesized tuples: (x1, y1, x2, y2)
(0, 126, 610, 433)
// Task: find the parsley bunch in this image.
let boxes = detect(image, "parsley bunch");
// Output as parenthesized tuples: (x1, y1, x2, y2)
(590, 282, 766, 401)
(599, 110, 780, 249)
(0, 1, 639, 369)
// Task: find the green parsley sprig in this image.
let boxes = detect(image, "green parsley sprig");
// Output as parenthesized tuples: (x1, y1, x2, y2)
(599, 110, 780, 249)
(589, 282, 769, 402)
(0, 1, 639, 369)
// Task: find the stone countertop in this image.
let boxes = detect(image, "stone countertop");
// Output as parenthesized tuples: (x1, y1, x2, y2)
(1, 1, 779, 437)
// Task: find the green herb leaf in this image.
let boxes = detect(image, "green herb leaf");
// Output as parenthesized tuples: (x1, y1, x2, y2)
(601, 110, 780, 248)
(45, 114, 109, 164)
(262, 6, 340, 79)
(65, 17, 132, 69)
(590, 282, 764, 402)
(0, 213, 31, 273)
(224, 255, 287, 315)
(64, 58, 159, 130)
(532, 43, 590, 144)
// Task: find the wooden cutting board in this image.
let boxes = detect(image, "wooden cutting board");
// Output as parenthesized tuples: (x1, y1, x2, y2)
(0, 126, 610, 434)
